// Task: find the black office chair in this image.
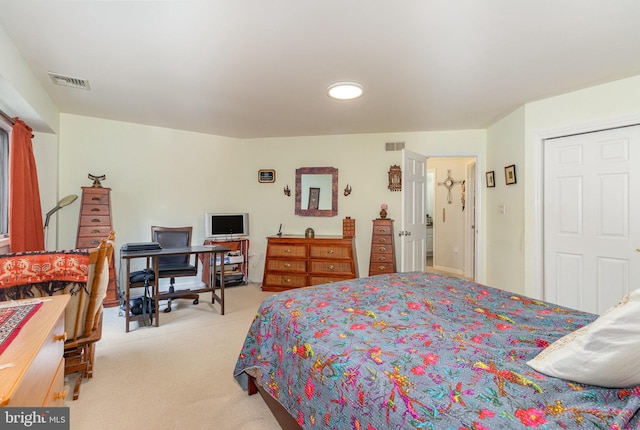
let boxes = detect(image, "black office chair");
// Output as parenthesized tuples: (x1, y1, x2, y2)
(152, 226, 199, 313)
(128, 226, 199, 314)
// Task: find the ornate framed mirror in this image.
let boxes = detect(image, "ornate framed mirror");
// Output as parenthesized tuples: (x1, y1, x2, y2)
(295, 167, 338, 217)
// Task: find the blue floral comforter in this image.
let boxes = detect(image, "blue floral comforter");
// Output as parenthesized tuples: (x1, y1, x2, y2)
(234, 272, 640, 429)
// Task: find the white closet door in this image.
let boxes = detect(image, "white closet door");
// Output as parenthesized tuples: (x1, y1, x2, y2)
(544, 125, 640, 313)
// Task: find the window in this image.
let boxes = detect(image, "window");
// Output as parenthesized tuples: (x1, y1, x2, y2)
(0, 117, 10, 244)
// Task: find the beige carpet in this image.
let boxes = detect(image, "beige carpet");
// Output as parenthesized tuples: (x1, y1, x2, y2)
(66, 283, 283, 430)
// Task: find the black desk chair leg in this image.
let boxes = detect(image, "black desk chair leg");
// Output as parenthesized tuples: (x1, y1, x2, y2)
(164, 276, 199, 313)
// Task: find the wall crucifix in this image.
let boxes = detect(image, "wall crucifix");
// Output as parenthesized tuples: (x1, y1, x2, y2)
(437, 170, 462, 204)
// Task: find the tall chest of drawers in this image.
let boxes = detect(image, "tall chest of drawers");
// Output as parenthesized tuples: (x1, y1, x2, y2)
(76, 186, 118, 307)
(262, 235, 358, 292)
(368, 219, 396, 276)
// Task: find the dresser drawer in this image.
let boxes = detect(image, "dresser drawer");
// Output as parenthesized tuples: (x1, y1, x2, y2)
(80, 204, 110, 216)
(372, 234, 393, 245)
(81, 190, 110, 205)
(310, 260, 353, 275)
(372, 222, 393, 235)
(370, 263, 394, 275)
(309, 275, 354, 286)
(372, 244, 393, 254)
(370, 253, 393, 264)
(44, 358, 66, 407)
(267, 244, 307, 259)
(78, 225, 113, 237)
(309, 245, 351, 260)
(76, 237, 105, 248)
(264, 273, 308, 288)
(79, 214, 111, 226)
(266, 259, 307, 273)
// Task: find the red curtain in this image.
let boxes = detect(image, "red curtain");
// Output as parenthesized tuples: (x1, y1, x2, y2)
(8, 118, 44, 252)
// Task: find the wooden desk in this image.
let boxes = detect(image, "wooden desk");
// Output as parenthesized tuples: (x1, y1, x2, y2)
(121, 245, 230, 332)
(0, 295, 69, 406)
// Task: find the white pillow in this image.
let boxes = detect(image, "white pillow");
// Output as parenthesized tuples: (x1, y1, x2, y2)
(527, 288, 640, 388)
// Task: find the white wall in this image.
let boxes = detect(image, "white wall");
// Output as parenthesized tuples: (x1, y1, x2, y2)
(31, 132, 60, 251)
(56, 115, 486, 283)
(483, 75, 640, 298)
(485, 107, 525, 293)
(0, 25, 60, 253)
(0, 24, 59, 134)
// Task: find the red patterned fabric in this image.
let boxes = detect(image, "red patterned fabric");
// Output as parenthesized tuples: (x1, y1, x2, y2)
(0, 301, 42, 354)
(0, 250, 89, 301)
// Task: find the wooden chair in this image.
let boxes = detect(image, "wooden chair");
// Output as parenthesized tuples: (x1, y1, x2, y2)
(63, 233, 114, 400)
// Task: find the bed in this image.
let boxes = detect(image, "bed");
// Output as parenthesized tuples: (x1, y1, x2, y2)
(234, 272, 640, 429)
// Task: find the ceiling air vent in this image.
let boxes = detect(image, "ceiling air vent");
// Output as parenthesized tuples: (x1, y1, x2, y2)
(385, 142, 405, 151)
(48, 72, 91, 90)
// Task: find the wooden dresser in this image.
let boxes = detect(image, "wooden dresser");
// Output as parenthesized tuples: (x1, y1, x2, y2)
(368, 219, 397, 276)
(262, 235, 358, 292)
(0, 295, 69, 406)
(76, 186, 118, 307)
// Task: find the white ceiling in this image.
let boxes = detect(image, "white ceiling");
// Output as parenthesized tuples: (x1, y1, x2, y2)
(1, 0, 640, 139)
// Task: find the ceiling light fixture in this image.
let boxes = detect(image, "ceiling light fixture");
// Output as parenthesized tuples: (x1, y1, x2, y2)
(327, 82, 364, 100)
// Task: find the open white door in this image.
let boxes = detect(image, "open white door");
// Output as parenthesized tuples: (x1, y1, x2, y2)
(464, 161, 477, 279)
(400, 149, 427, 272)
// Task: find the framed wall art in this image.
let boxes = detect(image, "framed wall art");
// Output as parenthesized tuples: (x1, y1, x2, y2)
(388, 165, 402, 191)
(486, 171, 495, 188)
(258, 169, 276, 183)
(308, 187, 320, 210)
(505, 164, 516, 185)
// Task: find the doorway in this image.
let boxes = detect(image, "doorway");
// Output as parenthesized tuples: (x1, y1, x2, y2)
(402, 152, 479, 281)
(426, 157, 476, 278)
(426, 169, 435, 269)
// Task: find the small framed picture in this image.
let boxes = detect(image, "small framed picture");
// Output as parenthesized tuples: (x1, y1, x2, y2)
(505, 165, 516, 185)
(308, 187, 320, 210)
(486, 171, 495, 188)
(258, 169, 276, 183)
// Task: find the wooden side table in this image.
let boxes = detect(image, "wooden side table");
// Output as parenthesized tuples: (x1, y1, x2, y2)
(368, 218, 396, 276)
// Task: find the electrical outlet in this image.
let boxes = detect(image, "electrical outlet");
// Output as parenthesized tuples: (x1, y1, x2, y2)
(498, 205, 506, 215)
